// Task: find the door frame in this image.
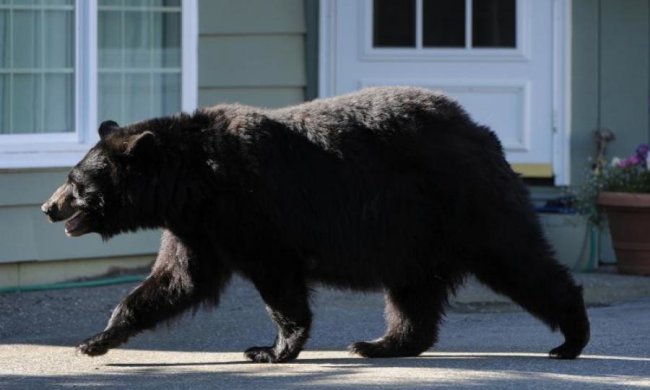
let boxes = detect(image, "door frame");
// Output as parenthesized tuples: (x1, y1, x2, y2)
(318, 0, 572, 185)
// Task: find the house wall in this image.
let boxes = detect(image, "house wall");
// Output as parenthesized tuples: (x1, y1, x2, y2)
(571, 0, 650, 264)
(198, 0, 307, 108)
(0, 0, 310, 287)
(3, 0, 647, 283)
(571, 0, 650, 183)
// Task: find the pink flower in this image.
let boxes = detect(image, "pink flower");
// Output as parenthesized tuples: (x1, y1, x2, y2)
(617, 155, 641, 168)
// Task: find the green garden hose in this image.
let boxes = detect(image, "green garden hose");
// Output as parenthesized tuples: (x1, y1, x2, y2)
(0, 274, 146, 294)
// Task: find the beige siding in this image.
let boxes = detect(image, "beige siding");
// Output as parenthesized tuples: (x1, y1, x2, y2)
(199, 87, 305, 109)
(0, 169, 70, 207)
(200, 0, 305, 34)
(198, 0, 307, 108)
(571, 0, 650, 183)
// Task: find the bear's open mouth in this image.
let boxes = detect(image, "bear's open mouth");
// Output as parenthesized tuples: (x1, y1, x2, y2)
(65, 210, 88, 237)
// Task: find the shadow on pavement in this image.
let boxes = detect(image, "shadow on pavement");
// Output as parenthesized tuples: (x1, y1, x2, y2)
(2, 351, 648, 390)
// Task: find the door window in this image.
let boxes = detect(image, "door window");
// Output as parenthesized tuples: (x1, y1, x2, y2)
(373, 0, 516, 50)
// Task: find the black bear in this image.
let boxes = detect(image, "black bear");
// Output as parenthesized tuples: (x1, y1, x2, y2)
(42, 87, 589, 362)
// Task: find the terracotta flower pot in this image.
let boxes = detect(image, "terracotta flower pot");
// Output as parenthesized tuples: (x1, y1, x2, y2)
(597, 191, 650, 275)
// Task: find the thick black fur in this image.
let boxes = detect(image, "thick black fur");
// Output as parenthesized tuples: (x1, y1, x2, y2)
(43, 87, 590, 362)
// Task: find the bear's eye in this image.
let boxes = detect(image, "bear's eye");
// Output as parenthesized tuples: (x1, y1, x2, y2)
(70, 181, 83, 198)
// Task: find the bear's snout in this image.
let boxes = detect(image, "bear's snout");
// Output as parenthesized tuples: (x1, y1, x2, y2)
(42, 183, 75, 222)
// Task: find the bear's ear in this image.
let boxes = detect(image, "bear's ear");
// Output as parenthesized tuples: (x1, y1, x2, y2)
(98, 120, 120, 139)
(125, 131, 155, 156)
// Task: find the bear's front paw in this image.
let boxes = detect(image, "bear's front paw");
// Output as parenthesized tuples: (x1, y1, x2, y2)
(244, 346, 280, 363)
(76, 329, 126, 357)
(77, 338, 109, 356)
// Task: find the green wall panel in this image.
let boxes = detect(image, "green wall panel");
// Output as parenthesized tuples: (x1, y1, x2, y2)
(199, 0, 305, 35)
(199, 87, 305, 108)
(199, 35, 306, 88)
(571, 0, 650, 184)
(599, 0, 649, 158)
(0, 169, 68, 207)
(0, 205, 161, 263)
(571, 0, 600, 183)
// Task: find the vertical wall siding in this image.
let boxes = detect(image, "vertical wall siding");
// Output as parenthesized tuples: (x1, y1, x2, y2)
(571, 0, 650, 183)
(598, 0, 650, 157)
(198, 0, 307, 108)
(571, 0, 600, 183)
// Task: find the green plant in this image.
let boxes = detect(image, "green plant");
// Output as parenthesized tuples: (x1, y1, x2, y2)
(575, 144, 650, 226)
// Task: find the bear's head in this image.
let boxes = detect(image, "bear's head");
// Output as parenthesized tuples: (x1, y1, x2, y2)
(41, 120, 157, 239)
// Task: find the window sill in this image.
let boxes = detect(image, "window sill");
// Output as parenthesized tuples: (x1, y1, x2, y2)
(0, 148, 91, 170)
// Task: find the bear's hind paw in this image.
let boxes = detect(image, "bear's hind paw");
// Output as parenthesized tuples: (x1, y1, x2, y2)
(244, 346, 280, 363)
(349, 339, 425, 358)
(244, 346, 300, 363)
(548, 342, 583, 359)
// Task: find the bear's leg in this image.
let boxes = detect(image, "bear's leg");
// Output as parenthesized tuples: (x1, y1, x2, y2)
(474, 248, 590, 359)
(77, 231, 230, 356)
(350, 282, 448, 358)
(244, 272, 312, 363)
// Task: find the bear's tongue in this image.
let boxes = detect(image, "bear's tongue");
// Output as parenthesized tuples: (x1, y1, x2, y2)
(65, 211, 84, 236)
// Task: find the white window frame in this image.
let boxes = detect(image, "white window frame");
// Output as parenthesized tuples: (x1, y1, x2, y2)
(362, 0, 530, 62)
(0, 0, 198, 169)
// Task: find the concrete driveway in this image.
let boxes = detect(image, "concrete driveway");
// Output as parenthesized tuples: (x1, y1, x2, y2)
(1, 275, 649, 389)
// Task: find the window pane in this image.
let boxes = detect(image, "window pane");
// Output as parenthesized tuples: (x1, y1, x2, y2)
(44, 74, 74, 133)
(0, 3, 74, 134)
(373, 0, 415, 48)
(99, 0, 123, 6)
(472, 0, 516, 48)
(125, 73, 153, 121)
(125, 11, 152, 68)
(13, 11, 41, 68)
(0, 10, 9, 67)
(44, 10, 74, 68)
(98, 73, 122, 124)
(151, 0, 182, 6)
(12, 74, 42, 134)
(153, 73, 180, 117)
(98, 11, 123, 68)
(154, 11, 181, 68)
(422, 0, 465, 48)
(98, 2, 182, 125)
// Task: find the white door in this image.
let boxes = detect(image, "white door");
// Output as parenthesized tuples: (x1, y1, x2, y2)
(319, 0, 570, 184)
